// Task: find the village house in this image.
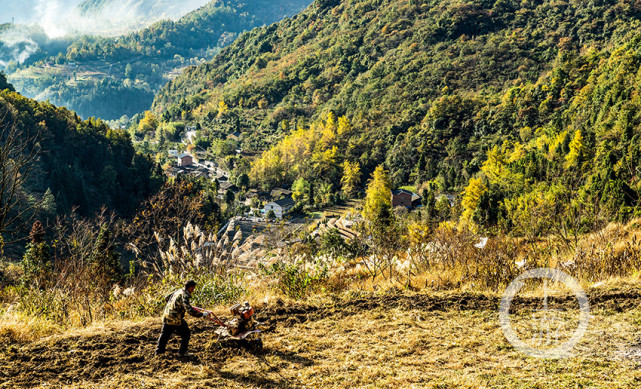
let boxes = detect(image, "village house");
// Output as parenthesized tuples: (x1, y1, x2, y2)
(391, 189, 421, 208)
(177, 153, 193, 166)
(219, 181, 239, 194)
(264, 196, 295, 219)
(226, 132, 243, 142)
(270, 187, 292, 198)
(437, 194, 456, 206)
(246, 189, 269, 200)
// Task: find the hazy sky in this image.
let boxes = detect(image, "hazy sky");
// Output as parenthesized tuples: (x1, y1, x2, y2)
(0, 0, 209, 37)
(0, 0, 210, 67)
(1, 1, 82, 24)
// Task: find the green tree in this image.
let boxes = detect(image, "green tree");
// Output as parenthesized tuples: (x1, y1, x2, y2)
(125, 63, 133, 79)
(40, 188, 57, 218)
(422, 187, 436, 219)
(225, 189, 235, 205)
(315, 181, 333, 206)
(21, 221, 51, 287)
(435, 196, 452, 221)
(236, 173, 250, 191)
(292, 178, 311, 205)
(91, 226, 122, 286)
(0, 72, 14, 91)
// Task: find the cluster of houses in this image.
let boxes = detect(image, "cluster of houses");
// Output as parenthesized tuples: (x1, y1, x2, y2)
(164, 150, 297, 218)
(166, 150, 229, 182)
(259, 187, 429, 219)
(165, 146, 449, 218)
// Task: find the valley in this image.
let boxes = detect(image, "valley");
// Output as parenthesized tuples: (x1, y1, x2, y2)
(4, 1, 641, 388)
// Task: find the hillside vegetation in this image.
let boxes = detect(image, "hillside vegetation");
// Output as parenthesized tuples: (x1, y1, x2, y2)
(7, 0, 312, 119)
(152, 0, 641, 233)
(0, 79, 164, 241)
(6, 2, 641, 387)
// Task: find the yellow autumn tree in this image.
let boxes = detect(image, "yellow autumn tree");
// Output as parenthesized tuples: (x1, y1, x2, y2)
(341, 160, 361, 197)
(363, 165, 393, 226)
(504, 184, 561, 238)
(138, 111, 158, 133)
(565, 130, 585, 169)
(337, 116, 351, 136)
(460, 176, 487, 228)
(217, 100, 229, 118)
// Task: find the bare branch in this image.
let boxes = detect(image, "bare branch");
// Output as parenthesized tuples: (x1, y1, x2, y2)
(0, 111, 43, 241)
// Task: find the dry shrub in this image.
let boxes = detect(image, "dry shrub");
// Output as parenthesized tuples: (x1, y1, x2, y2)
(8, 215, 247, 329)
(407, 227, 526, 290)
(563, 222, 641, 281)
(142, 222, 241, 277)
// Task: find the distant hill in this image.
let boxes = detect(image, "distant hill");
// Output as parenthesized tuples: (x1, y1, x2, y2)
(150, 0, 641, 229)
(6, 0, 311, 120)
(152, 0, 641, 184)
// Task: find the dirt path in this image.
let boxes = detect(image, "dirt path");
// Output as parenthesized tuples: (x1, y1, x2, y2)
(2, 288, 640, 388)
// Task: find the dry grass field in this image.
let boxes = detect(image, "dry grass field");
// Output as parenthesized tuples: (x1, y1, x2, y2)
(3, 284, 641, 388)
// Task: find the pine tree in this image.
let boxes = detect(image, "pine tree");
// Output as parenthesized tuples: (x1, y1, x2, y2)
(91, 226, 122, 286)
(21, 221, 51, 287)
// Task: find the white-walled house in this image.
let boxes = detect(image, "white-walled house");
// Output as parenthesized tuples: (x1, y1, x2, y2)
(264, 197, 295, 218)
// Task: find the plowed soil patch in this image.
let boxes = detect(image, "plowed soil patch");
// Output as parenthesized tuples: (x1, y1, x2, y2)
(2, 288, 640, 388)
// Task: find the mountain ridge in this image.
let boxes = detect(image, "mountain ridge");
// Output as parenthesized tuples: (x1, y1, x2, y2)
(6, 0, 312, 120)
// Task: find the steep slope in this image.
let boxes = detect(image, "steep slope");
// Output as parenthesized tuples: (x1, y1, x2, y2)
(0, 88, 164, 239)
(449, 34, 641, 231)
(7, 0, 312, 120)
(153, 0, 641, 182)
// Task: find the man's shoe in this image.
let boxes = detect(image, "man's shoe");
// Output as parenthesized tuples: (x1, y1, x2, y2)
(178, 352, 194, 357)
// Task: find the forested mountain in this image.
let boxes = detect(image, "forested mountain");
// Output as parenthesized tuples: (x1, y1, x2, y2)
(0, 75, 164, 240)
(6, 0, 311, 120)
(456, 36, 641, 233)
(152, 0, 641, 231)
